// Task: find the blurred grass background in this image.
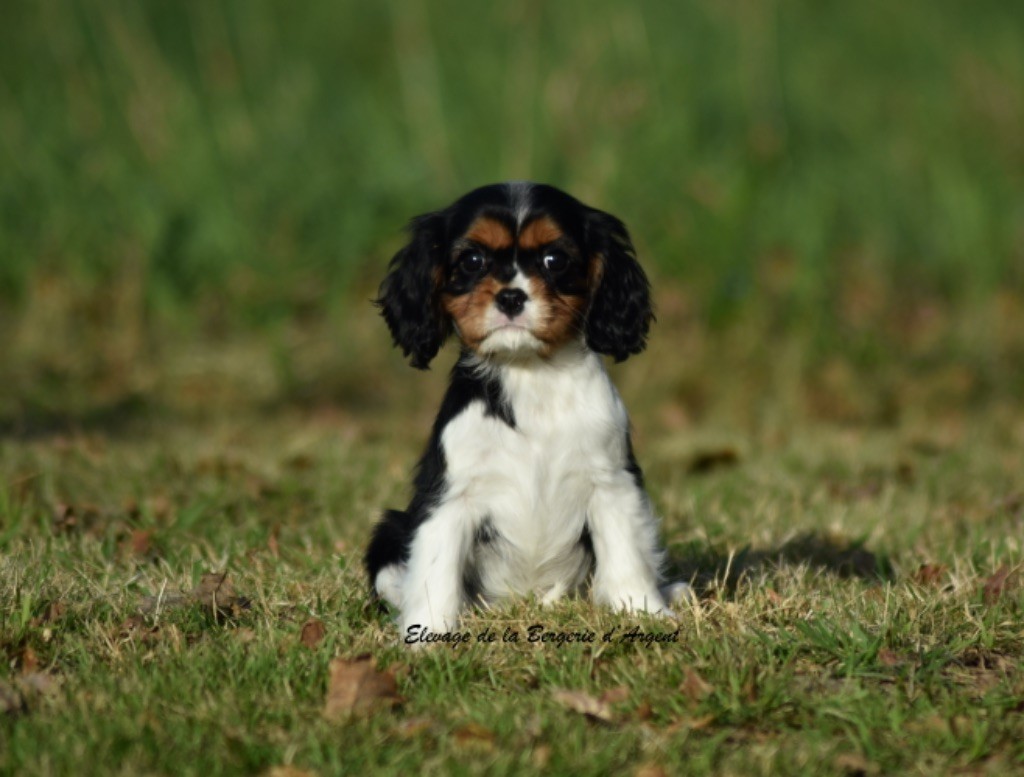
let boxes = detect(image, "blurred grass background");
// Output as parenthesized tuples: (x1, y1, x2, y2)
(1, 0, 1023, 429)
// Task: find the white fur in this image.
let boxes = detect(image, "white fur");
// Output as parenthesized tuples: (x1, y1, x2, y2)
(505, 181, 533, 228)
(384, 341, 673, 637)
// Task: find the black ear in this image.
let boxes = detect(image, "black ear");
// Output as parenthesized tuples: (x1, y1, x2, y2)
(375, 212, 451, 369)
(584, 209, 653, 361)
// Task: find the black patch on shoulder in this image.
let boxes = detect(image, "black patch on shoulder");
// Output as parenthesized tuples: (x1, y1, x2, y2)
(364, 352, 514, 588)
(449, 354, 515, 429)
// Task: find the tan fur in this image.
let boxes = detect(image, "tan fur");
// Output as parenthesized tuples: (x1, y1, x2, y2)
(442, 277, 503, 350)
(518, 216, 563, 251)
(464, 217, 513, 251)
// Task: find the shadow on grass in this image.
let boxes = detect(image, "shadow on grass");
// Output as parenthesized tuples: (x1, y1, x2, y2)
(666, 532, 894, 595)
(0, 394, 154, 440)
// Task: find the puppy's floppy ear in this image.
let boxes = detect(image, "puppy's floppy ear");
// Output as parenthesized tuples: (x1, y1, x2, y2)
(375, 211, 451, 369)
(584, 209, 653, 361)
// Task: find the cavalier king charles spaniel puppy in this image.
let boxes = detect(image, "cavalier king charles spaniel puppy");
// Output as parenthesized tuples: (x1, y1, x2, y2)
(365, 182, 688, 639)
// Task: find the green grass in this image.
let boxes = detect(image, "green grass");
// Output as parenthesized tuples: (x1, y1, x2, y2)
(3, 0, 1024, 773)
(2, 297, 1023, 776)
(2, 0, 1023, 326)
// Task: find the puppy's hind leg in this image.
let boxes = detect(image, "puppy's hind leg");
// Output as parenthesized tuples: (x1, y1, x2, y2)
(660, 581, 695, 607)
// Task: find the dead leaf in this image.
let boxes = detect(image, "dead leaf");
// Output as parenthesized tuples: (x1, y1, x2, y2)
(877, 649, 901, 668)
(912, 564, 948, 587)
(394, 716, 433, 739)
(18, 647, 40, 675)
(263, 768, 319, 777)
(635, 765, 670, 777)
(190, 572, 249, 616)
(452, 722, 496, 750)
(121, 529, 153, 557)
(679, 667, 713, 701)
(551, 688, 613, 723)
(300, 619, 326, 649)
(664, 714, 715, 733)
(268, 525, 281, 558)
(531, 744, 552, 768)
(982, 566, 1018, 604)
(634, 700, 654, 721)
(52, 503, 77, 533)
(600, 685, 631, 705)
(835, 752, 879, 776)
(323, 656, 402, 719)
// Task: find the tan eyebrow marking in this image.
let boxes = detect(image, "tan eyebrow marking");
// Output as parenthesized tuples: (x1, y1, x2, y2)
(463, 216, 513, 251)
(518, 216, 564, 250)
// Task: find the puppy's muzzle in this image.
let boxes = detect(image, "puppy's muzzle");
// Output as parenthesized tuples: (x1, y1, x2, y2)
(494, 288, 527, 317)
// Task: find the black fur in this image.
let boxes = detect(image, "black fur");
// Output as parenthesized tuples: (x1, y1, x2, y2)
(583, 210, 653, 362)
(375, 212, 451, 369)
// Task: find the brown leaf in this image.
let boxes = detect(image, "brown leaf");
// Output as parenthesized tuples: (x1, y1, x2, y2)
(300, 619, 326, 650)
(600, 685, 631, 705)
(912, 564, 948, 587)
(679, 667, 713, 701)
(877, 649, 901, 668)
(190, 572, 249, 616)
(263, 768, 319, 777)
(635, 765, 670, 777)
(121, 529, 153, 557)
(835, 752, 879, 776)
(982, 566, 1019, 604)
(323, 656, 402, 719)
(531, 744, 552, 769)
(452, 722, 496, 750)
(634, 700, 654, 721)
(52, 503, 77, 533)
(664, 714, 716, 733)
(551, 688, 613, 723)
(18, 647, 40, 675)
(394, 716, 433, 739)
(268, 525, 281, 558)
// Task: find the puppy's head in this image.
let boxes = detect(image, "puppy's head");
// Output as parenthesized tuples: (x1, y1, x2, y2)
(376, 182, 652, 368)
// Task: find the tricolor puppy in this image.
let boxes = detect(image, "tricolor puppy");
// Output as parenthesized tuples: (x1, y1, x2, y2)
(366, 182, 688, 639)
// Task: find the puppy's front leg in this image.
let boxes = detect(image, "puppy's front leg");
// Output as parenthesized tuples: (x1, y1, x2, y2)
(587, 473, 671, 615)
(400, 499, 475, 641)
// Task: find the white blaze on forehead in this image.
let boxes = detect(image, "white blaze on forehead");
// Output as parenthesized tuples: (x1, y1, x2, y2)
(506, 269, 531, 293)
(505, 181, 532, 228)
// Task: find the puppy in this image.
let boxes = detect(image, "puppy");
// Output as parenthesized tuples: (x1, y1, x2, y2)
(366, 182, 687, 638)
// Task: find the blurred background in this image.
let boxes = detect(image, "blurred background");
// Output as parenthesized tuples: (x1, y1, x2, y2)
(2, 0, 1022, 436)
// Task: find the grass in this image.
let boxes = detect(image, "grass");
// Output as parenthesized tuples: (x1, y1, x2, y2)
(2, 295, 1023, 776)
(3, 0, 1024, 773)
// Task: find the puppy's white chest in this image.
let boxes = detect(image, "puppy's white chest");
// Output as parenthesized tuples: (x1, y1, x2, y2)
(439, 351, 629, 596)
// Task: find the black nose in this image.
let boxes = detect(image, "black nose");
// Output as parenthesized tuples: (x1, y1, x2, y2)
(494, 288, 527, 317)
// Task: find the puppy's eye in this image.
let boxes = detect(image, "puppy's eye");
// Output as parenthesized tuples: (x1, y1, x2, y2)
(459, 251, 486, 274)
(542, 250, 569, 274)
